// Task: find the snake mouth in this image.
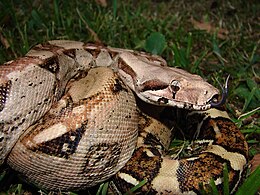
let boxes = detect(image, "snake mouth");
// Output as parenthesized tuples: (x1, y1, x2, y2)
(209, 93, 227, 108)
(209, 75, 230, 108)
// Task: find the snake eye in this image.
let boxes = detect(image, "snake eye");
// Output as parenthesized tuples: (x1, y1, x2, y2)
(170, 80, 180, 93)
(169, 80, 180, 99)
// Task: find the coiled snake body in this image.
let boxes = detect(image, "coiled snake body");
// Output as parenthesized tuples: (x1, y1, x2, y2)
(0, 40, 248, 194)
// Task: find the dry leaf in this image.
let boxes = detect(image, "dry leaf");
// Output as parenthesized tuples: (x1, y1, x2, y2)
(191, 18, 229, 39)
(95, 0, 107, 7)
(0, 31, 10, 49)
(250, 153, 260, 173)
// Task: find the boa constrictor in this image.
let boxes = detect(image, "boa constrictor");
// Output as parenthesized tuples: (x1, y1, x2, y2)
(0, 40, 248, 194)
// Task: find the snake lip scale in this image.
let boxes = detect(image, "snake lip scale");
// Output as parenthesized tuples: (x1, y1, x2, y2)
(0, 40, 248, 194)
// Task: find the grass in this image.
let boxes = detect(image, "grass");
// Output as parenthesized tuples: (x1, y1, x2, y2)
(0, 0, 259, 194)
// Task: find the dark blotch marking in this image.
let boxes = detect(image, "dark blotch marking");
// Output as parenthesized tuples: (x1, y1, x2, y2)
(0, 80, 12, 112)
(143, 133, 162, 149)
(82, 42, 106, 58)
(125, 115, 131, 119)
(106, 49, 118, 58)
(182, 102, 193, 110)
(84, 47, 102, 58)
(112, 78, 128, 93)
(18, 118, 26, 127)
(10, 126, 18, 132)
(113, 79, 123, 92)
(35, 122, 87, 159)
(40, 56, 59, 74)
(9, 118, 25, 132)
(33, 42, 63, 52)
(177, 153, 238, 194)
(140, 79, 168, 92)
(198, 117, 248, 157)
(0, 123, 4, 132)
(112, 146, 162, 194)
(118, 58, 137, 79)
(63, 49, 76, 59)
(157, 97, 168, 104)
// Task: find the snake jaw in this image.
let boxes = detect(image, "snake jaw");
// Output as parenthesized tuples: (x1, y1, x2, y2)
(209, 89, 228, 108)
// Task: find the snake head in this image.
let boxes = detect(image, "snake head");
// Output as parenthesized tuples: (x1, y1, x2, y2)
(134, 70, 222, 110)
(116, 52, 223, 110)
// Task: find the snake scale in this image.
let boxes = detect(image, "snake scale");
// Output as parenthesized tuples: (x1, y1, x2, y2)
(0, 40, 248, 194)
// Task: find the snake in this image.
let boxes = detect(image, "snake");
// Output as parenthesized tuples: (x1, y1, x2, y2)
(0, 40, 248, 194)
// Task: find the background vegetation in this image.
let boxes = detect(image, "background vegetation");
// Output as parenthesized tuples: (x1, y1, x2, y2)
(0, 0, 259, 194)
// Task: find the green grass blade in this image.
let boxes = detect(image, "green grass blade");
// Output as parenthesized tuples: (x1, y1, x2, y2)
(236, 165, 260, 195)
(95, 182, 109, 195)
(113, 0, 117, 18)
(101, 182, 109, 195)
(186, 32, 192, 59)
(53, 0, 61, 26)
(209, 178, 219, 195)
(223, 164, 230, 195)
(123, 179, 147, 195)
